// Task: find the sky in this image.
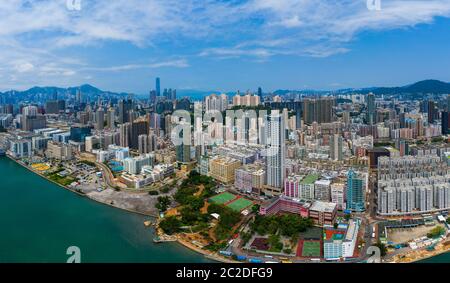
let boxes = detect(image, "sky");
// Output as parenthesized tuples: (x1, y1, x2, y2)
(0, 0, 450, 94)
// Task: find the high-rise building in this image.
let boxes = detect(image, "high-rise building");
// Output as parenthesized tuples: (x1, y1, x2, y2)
(442, 111, 449, 135)
(156, 77, 161, 96)
(119, 122, 132, 147)
(447, 94, 450, 112)
(257, 87, 263, 102)
(149, 90, 157, 104)
(204, 94, 228, 112)
(176, 144, 191, 163)
(131, 119, 149, 150)
(96, 108, 105, 130)
(330, 134, 343, 161)
(106, 107, 115, 129)
(21, 106, 46, 131)
(118, 99, 133, 124)
(346, 170, 365, 212)
(138, 134, 149, 154)
(265, 111, 286, 191)
(70, 126, 92, 143)
(366, 93, 375, 125)
(45, 100, 65, 114)
(428, 100, 436, 124)
(302, 97, 335, 124)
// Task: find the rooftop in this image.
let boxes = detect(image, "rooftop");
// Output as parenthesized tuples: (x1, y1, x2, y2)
(310, 201, 337, 213)
(301, 174, 320, 185)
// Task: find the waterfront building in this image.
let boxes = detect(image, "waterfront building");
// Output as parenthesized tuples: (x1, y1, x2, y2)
(123, 154, 155, 175)
(32, 136, 51, 152)
(377, 155, 450, 215)
(9, 139, 32, 158)
(46, 141, 73, 161)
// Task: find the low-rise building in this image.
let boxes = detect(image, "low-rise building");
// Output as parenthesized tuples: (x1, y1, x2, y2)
(209, 156, 242, 184)
(309, 201, 337, 226)
(234, 163, 265, 194)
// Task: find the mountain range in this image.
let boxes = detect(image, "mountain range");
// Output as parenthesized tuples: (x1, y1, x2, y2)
(274, 80, 450, 96)
(1, 80, 449, 101)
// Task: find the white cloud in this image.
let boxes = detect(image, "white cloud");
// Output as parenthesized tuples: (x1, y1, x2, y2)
(13, 61, 35, 73)
(0, 0, 449, 86)
(83, 59, 189, 72)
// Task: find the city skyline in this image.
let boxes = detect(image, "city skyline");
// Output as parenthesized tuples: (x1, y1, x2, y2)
(0, 1, 450, 93)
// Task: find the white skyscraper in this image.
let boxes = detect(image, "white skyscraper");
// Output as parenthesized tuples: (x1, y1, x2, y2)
(265, 111, 286, 190)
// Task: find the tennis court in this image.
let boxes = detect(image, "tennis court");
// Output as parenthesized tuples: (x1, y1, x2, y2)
(226, 197, 254, 212)
(209, 192, 237, 205)
(301, 241, 321, 257)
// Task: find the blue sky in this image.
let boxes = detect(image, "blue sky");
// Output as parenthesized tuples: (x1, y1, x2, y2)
(0, 0, 450, 94)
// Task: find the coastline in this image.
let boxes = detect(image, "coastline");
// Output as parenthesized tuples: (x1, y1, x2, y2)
(5, 155, 157, 218)
(4, 155, 229, 262)
(390, 240, 450, 263)
(175, 237, 236, 263)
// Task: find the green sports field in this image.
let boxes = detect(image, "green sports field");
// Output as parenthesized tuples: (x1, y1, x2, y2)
(209, 192, 237, 204)
(226, 197, 254, 212)
(302, 241, 321, 257)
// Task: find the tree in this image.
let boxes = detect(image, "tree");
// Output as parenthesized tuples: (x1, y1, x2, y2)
(427, 226, 445, 239)
(159, 216, 182, 235)
(155, 196, 171, 212)
(446, 217, 450, 225)
(180, 207, 202, 225)
(375, 241, 387, 257)
(251, 204, 260, 214)
(344, 213, 351, 221)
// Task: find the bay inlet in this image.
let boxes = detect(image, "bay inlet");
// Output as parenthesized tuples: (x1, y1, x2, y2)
(0, 157, 211, 263)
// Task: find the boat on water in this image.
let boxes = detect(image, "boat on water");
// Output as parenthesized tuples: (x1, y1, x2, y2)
(144, 220, 152, 227)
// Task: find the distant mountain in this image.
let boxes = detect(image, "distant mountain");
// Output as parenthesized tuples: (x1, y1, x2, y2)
(344, 80, 450, 95)
(272, 80, 450, 97)
(0, 84, 129, 103)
